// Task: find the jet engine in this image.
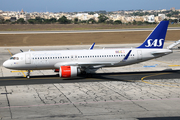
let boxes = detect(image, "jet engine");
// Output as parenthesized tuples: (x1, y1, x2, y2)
(59, 66, 80, 78)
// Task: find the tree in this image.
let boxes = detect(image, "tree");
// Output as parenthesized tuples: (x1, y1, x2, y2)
(17, 18, 25, 24)
(98, 14, 108, 23)
(137, 21, 143, 25)
(132, 20, 137, 25)
(143, 21, 149, 24)
(49, 18, 57, 23)
(58, 16, 71, 24)
(0, 16, 5, 24)
(35, 17, 43, 24)
(167, 14, 172, 18)
(114, 20, 122, 24)
(4, 19, 11, 24)
(28, 19, 36, 24)
(80, 20, 87, 23)
(106, 20, 114, 24)
(74, 18, 79, 24)
(174, 19, 178, 23)
(88, 18, 96, 24)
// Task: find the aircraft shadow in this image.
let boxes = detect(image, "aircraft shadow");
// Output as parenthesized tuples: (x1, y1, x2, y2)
(0, 69, 180, 86)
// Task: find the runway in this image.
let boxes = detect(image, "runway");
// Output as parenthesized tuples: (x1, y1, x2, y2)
(0, 27, 180, 34)
(1, 44, 180, 120)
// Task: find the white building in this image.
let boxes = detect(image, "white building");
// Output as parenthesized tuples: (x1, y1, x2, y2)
(148, 15, 155, 23)
(158, 14, 165, 20)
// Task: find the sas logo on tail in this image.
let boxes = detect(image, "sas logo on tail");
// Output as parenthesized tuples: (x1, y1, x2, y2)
(145, 39, 164, 47)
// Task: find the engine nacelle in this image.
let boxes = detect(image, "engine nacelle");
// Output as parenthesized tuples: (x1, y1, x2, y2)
(59, 66, 79, 78)
(54, 69, 59, 72)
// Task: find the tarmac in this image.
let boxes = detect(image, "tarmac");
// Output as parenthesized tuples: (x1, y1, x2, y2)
(1, 42, 180, 120)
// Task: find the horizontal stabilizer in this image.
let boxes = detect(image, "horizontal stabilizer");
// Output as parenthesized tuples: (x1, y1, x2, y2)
(167, 40, 180, 49)
(151, 49, 172, 55)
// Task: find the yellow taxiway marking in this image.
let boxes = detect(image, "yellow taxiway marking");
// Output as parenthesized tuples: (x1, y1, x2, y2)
(11, 70, 33, 73)
(153, 60, 172, 65)
(31, 48, 35, 51)
(21, 71, 26, 77)
(169, 65, 180, 67)
(11, 70, 33, 78)
(141, 73, 180, 88)
(109, 73, 149, 77)
(7, 49, 13, 56)
(153, 60, 180, 67)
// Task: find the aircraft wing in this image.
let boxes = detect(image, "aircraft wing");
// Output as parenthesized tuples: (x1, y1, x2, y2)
(54, 62, 115, 68)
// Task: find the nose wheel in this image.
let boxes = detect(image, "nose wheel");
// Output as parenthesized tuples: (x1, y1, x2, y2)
(27, 70, 30, 79)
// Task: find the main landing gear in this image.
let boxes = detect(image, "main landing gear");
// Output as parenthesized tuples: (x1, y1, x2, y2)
(81, 70, 93, 78)
(27, 70, 30, 79)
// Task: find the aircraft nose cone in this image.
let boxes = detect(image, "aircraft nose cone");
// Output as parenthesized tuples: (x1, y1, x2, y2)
(3, 61, 10, 68)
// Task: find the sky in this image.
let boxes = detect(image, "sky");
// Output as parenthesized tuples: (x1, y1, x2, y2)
(0, 0, 180, 12)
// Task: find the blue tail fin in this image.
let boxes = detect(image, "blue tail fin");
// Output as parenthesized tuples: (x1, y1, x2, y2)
(137, 21, 169, 49)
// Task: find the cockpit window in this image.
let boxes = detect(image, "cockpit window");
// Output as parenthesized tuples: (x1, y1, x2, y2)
(10, 57, 19, 60)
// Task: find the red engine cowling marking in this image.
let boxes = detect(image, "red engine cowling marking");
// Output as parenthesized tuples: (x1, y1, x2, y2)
(61, 66, 71, 77)
(54, 69, 59, 72)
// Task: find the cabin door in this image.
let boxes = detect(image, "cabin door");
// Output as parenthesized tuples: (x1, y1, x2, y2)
(25, 53, 31, 64)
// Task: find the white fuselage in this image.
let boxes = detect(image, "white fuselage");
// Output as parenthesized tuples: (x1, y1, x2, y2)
(3, 48, 172, 70)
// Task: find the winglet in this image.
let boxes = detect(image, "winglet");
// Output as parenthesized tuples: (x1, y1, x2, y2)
(137, 21, 169, 49)
(122, 50, 132, 62)
(89, 43, 95, 50)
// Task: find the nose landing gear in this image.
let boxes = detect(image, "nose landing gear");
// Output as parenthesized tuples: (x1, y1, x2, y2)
(27, 70, 30, 79)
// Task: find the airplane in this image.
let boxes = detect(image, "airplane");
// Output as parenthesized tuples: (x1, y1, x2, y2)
(3, 21, 174, 78)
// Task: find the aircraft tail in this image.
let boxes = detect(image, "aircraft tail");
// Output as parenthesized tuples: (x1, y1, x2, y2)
(137, 21, 169, 49)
